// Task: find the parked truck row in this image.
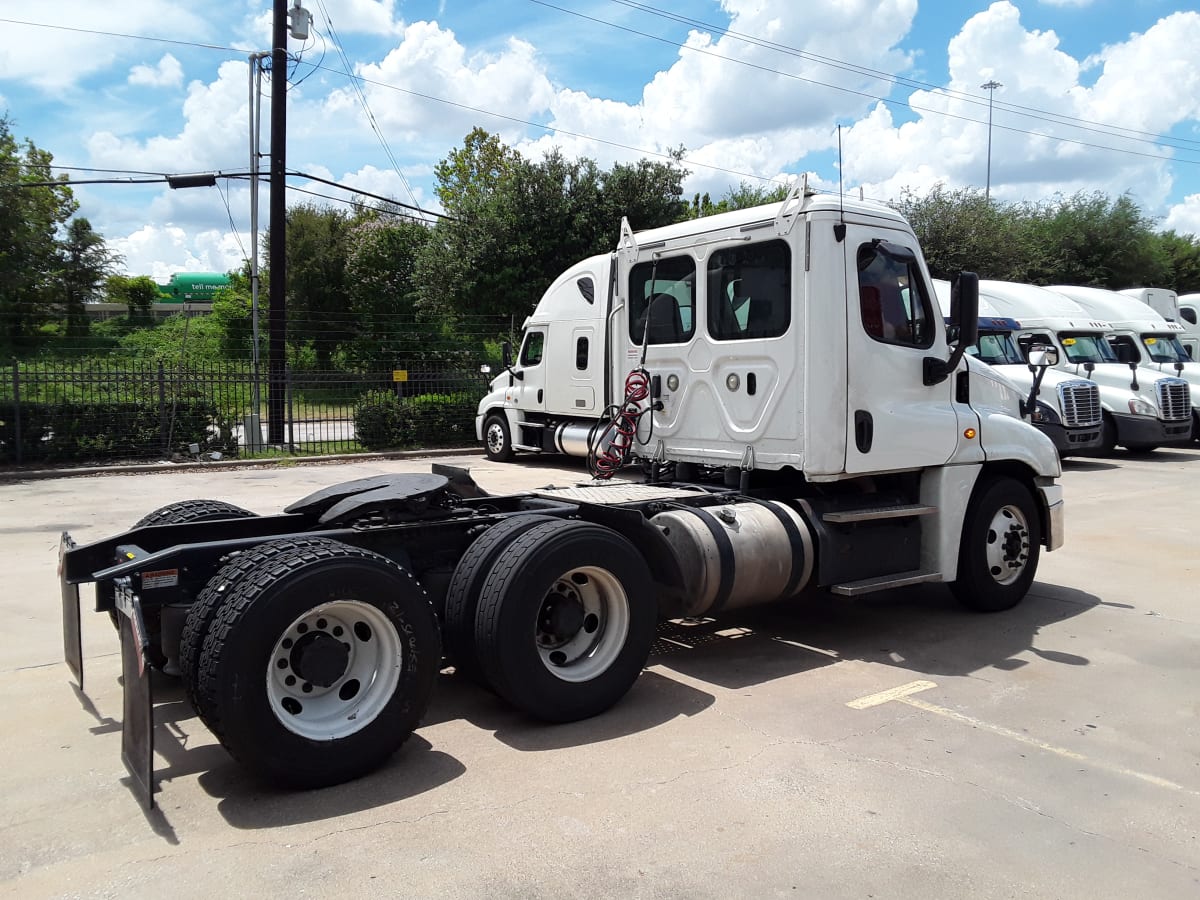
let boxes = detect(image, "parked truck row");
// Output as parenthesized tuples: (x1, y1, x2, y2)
(64, 185, 1069, 808)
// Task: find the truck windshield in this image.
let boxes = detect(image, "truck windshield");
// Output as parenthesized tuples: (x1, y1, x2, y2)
(972, 331, 1025, 365)
(1059, 333, 1117, 364)
(1141, 334, 1191, 363)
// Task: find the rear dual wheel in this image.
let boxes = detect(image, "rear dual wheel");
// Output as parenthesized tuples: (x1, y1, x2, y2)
(189, 537, 440, 788)
(472, 519, 657, 723)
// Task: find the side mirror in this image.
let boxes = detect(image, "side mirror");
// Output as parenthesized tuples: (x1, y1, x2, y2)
(1027, 344, 1059, 368)
(952, 272, 979, 348)
(502, 340, 513, 369)
(923, 271, 978, 385)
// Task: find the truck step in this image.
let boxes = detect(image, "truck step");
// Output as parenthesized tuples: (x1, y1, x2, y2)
(822, 504, 936, 524)
(512, 443, 543, 452)
(829, 570, 941, 597)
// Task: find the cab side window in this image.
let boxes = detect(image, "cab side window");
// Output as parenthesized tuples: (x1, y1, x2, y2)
(857, 243, 934, 348)
(707, 240, 791, 340)
(520, 330, 545, 367)
(628, 255, 696, 345)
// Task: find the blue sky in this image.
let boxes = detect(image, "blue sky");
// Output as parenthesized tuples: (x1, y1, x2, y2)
(2, 0, 1199, 280)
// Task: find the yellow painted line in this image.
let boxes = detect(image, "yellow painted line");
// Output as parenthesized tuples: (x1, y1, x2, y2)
(847, 681, 1194, 795)
(845, 679, 938, 709)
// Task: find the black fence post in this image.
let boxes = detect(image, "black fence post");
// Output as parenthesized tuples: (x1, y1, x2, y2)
(12, 361, 22, 466)
(157, 361, 167, 452)
(286, 366, 295, 454)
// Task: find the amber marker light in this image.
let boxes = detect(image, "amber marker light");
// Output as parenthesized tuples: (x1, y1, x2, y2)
(963, 428, 977, 439)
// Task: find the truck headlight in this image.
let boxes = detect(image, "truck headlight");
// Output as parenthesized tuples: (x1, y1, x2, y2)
(1128, 398, 1156, 416)
(1032, 401, 1060, 425)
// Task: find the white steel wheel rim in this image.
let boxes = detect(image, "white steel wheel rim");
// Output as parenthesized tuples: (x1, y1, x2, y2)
(984, 503, 1031, 586)
(487, 422, 507, 454)
(266, 600, 402, 740)
(534, 565, 630, 683)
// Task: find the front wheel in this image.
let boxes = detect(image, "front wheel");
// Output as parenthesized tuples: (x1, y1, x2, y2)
(950, 476, 1041, 613)
(192, 537, 440, 788)
(474, 519, 657, 722)
(483, 414, 515, 462)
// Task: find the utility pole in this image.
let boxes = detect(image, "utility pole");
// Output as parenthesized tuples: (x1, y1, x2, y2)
(267, 0, 289, 444)
(981, 80, 1002, 202)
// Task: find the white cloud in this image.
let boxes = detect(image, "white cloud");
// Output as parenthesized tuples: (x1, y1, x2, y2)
(110, 222, 247, 280)
(343, 22, 556, 145)
(129, 54, 184, 88)
(88, 60, 252, 173)
(0, 1, 213, 89)
(315, 0, 403, 37)
(516, 0, 919, 200)
(1164, 194, 1200, 235)
(838, 2, 1200, 216)
(1039, 0, 1093, 7)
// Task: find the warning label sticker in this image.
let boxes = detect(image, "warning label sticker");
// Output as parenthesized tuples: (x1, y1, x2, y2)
(142, 569, 179, 590)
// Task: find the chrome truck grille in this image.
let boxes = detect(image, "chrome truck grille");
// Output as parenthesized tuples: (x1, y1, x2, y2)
(1156, 378, 1191, 421)
(1057, 381, 1102, 428)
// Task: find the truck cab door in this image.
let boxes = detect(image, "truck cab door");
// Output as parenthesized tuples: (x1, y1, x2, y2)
(511, 328, 547, 415)
(843, 229, 959, 473)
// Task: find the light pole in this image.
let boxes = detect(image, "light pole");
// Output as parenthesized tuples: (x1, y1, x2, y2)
(246, 50, 268, 452)
(981, 79, 1002, 201)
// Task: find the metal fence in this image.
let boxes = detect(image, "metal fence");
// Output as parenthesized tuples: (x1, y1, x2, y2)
(1, 360, 490, 466)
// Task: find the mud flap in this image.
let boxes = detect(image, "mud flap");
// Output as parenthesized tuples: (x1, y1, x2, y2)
(117, 591, 155, 811)
(59, 533, 83, 690)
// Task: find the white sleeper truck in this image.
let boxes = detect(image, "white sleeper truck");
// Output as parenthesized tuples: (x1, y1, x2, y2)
(1052, 285, 1199, 441)
(1128, 288, 1200, 362)
(61, 187, 1064, 809)
(976, 281, 1192, 452)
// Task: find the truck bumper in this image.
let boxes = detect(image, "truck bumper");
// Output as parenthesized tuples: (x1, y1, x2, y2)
(1038, 423, 1104, 456)
(1110, 412, 1192, 448)
(1037, 483, 1065, 552)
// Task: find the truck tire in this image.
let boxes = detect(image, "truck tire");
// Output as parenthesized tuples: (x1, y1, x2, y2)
(483, 414, 515, 462)
(118, 500, 258, 634)
(950, 476, 1041, 613)
(134, 499, 256, 528)
(1097, 414, 1117, 455)
(473, 519, 656, 722)
(443, 514, 558, 684)
(180, 537, 326, 713)
(192, 537, 440, 789)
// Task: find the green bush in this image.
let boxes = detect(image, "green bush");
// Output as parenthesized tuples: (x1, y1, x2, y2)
(352, 390, 476, 450)
(0, 400, 233, 464)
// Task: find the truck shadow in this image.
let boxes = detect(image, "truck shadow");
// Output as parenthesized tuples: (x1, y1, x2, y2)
(646, 581, 1098, 690)
(199, 736, 468, 830)
(428, 580, 1098, 753)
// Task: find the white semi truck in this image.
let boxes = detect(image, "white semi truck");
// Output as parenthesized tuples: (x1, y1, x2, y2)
(974, 281, 1192, 452)
(932, 281, 1103, 456)
(62, 187, 1065, 808)
(1051, 285, 1199, 441)
(1127, 287, 1200, 362)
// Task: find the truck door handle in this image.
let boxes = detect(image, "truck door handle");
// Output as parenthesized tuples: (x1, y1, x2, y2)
(854, 410, 873, 453)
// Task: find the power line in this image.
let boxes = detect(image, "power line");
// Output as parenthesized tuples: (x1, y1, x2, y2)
(312, 0, 432, 221)
(0, 16, 239, 54)
(600, 0, 1200, 151)
(525, 0, 1200, 165)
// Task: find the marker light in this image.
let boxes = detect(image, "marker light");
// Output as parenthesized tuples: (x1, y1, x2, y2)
(963, 428, 977, 439)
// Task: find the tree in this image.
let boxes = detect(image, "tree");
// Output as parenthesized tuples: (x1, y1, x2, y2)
(106, 274, 159, 326)
(343, 215, 432, 368)
(58, 217, 120, 343)
(893, 184, 1035, 281)
(1020, 192, 1169, 288)
(416, 129, 690, 322)
(1154, 230, 1200, 294)
(0, 114, 78, 354)
(271, 203, 354, 368)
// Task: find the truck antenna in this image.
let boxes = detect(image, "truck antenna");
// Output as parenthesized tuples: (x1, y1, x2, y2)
(834, 125, 846, 243)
